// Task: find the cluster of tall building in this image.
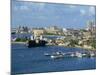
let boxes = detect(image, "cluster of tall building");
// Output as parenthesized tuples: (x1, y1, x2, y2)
(11, 20, 96, 36)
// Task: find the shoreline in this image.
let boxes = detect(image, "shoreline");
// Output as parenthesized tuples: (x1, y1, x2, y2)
(11, 42, 96, 51)
(59, 45, 96, 51)
(47, 44, 96, 51)
(11, 42, 27, 44)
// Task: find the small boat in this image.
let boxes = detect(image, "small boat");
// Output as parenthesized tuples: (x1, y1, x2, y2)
(44, 51, 95, 59)
(82, 53, 87, 57)
(44, 53, 50, 56)
(90, 52, 96, 57)
(86, 51, 96, 57)
(55, 51, 66, 55)
(70, 53, 75, 57)
(50, 55, 63, 59)
(75, 52, 83, 58)
(44, 51, 65, 59)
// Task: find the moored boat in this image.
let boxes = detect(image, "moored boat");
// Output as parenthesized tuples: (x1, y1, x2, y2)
(27, 35, 48, 48)
(44, 51, 96, 59)
(44, 53, 51, 56)
(44, 51, 65, 59)
(50, 55, 63, 59)
(27, 39, 47, 48)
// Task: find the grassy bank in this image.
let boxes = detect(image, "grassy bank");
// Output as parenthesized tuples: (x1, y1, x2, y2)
(11, 41, 27, 44)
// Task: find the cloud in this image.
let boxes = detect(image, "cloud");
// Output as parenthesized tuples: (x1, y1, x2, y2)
(73, 18, 77, 22)
(13, 5, 29, 11)
(80, 6, 95, 16)
(23, 2, 46, 11)
(80, 9, 86, 15)
(32, 2, 46, 11)
(88, 6, 95, 16)
(69, 5, 76, 8)
(20, 5, 29, 10)
(13, 2, 46, 11)
(38, 3, 45, 8)
(13, 2, 30, 11)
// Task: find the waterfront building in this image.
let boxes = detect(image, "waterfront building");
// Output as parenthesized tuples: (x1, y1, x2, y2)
(32, 29, 45, 36)
(63, 29, 73, 36)
(31, 29, 45, 40)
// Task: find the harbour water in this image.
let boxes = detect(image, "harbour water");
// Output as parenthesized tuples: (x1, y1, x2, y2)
(11, 43, 96, 75)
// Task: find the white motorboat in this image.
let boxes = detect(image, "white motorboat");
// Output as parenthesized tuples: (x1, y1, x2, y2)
(44, 53, 50, 56)
(50, 55, 63, 59)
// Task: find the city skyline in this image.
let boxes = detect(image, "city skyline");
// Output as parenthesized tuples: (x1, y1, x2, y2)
(11, 1, 96, 29)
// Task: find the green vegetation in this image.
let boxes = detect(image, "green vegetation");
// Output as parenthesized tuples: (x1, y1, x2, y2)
(15, 38, 28, 42)
(68, 39, 79, 47)
(80, 29, 87, 32)
(91, 39, 96, 49)
(45, 33, 56, 35)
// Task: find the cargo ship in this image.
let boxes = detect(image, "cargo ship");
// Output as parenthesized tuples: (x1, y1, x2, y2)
(27, 35, 48, 48)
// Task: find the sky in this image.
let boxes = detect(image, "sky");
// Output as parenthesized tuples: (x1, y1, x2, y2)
(11, 0, 96, 29)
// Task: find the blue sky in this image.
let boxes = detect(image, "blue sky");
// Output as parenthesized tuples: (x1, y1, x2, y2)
(11, 1, 96, 29)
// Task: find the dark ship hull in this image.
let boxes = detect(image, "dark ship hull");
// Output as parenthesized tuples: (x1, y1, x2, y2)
(27, 40, 48, 48)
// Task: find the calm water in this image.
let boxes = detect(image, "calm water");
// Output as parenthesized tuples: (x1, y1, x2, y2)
(11, 44, 96, 75)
